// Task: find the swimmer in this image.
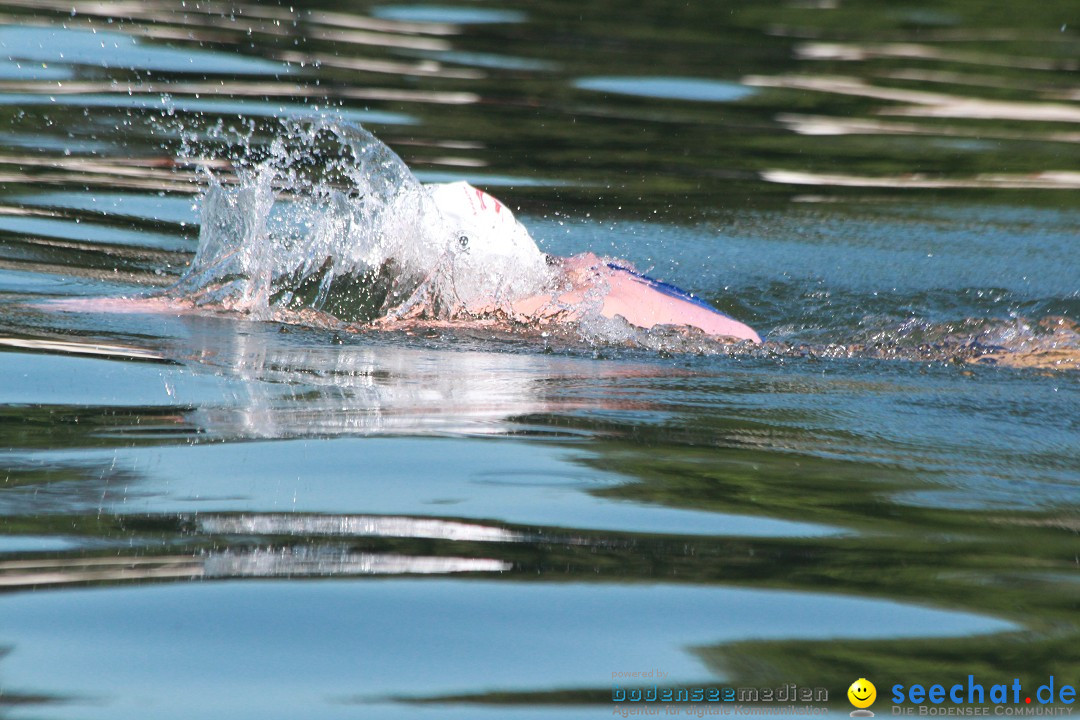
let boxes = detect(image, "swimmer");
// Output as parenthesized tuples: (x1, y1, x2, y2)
(425, 181, 761, 342)
(39, 179, 761, 344)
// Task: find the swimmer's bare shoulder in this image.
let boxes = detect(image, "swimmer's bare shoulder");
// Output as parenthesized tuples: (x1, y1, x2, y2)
(470, 252, 762, 343)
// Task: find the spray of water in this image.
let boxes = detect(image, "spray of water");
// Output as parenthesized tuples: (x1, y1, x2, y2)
(167, 119, 555, 326)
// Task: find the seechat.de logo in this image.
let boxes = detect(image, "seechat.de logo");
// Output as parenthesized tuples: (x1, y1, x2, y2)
(849, 678, 878, 717)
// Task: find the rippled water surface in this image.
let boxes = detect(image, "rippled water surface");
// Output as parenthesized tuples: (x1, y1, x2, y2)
(0, 1, 1078, 718)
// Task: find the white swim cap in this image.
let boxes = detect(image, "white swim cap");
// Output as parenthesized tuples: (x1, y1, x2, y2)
(426, 182, 546, 267)
(425, 181, 550, 304)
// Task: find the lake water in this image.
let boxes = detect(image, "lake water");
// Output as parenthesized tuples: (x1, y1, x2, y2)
(0, 1, 1077, 718)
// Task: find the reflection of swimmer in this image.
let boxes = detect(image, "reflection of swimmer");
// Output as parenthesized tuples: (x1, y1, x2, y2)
(425, 181, 761, 343)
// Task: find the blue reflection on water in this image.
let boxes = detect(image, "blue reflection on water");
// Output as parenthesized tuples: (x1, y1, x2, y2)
(0, 535, 83, 551)
(0, 93, 417, 124)
(1, 435, 839, 538)
(0, 214, 190, 251)
(0, 58, 72, 81)
(575, 76, 756, 102)
(371, 5, 527, 24)
(0, 580, 1014, 720)
(0, 25, 293, 75)
(12, 192, 199, 225)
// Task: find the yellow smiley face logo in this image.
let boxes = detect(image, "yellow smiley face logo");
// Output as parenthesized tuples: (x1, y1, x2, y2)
(848, 678, 877, 709)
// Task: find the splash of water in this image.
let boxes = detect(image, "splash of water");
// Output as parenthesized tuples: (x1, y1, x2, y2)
(168, 119, 554, 325)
